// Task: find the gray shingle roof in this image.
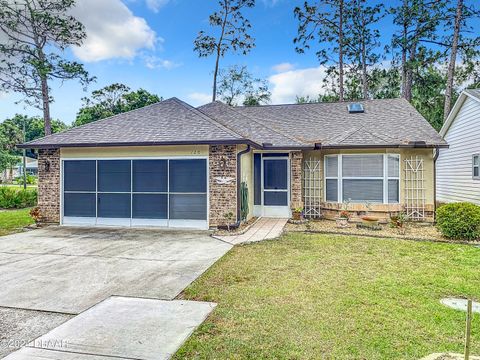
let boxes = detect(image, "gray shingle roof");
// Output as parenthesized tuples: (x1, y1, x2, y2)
(198, 101, 306, 148)
(235, 98, 447, 148)
(20, 96, 447, 149)
(19, 98, 245, 148)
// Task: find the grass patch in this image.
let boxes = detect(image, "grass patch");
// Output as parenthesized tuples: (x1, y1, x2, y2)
(0, 208, 34, 236)
(175, 233, 480, 360)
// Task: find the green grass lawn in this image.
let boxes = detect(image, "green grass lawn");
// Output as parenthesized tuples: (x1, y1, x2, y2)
(0, 208, 34, 236)
(175, 233, 480, 360)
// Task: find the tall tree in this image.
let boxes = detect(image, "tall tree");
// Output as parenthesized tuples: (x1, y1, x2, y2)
(0, 114, 67, 159)
(74, 83, 162, 126)
(6, 114, 68, 143)
(0, 0, 93, 135)
(194, 0, 255, 102)
(390, 0, 444, 101)
(294, 0, 346, 101)
(344, 0, 384, 99)
(442, 0, 480, 121)
(217, 65, 270, 106)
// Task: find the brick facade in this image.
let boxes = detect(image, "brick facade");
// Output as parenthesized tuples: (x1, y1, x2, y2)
(37, 149, 61, 223)
(291, 151, 303, 210)
(209, 145, 237, 227)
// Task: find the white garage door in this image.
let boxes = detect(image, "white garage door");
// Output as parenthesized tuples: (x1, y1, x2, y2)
(62, 158, 208, 229)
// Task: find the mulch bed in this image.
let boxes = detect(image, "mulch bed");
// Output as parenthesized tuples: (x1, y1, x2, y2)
(286, 219, 479, 245)
(213, 217, 259, 236)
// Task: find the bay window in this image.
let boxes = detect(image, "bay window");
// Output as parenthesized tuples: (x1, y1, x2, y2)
(324, 154, 400, 204)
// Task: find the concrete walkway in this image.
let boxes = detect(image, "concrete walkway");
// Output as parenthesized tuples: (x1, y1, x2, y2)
(4, 297, 216, 360)
(215, 217, 288, 245)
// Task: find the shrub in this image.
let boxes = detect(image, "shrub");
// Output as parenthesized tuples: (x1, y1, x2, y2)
(14, 174, 38, 185)
(30, 207, 42, 223)
(436, 202, 480, 240)
(0, 187, 38, 209)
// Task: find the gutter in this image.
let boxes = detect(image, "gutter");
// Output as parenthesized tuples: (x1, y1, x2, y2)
(433, 146, 440, 222)
(236, 144, 251, 223)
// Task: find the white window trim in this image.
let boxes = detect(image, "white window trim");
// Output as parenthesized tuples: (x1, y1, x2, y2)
(324, 153, 400, 204)
(324, 155, 339, 202)
(473, 154, 480, 180)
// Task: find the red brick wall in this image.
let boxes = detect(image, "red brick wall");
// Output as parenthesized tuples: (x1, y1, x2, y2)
(37, 149, 60, 223)
(209, 145, 237, 227)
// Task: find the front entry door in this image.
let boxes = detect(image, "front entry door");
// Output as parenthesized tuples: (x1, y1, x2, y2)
(263, 157, 290, 217)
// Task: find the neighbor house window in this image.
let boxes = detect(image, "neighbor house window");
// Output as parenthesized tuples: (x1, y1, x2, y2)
(324, 154, 400, 204)
(473, 155, 480, 179)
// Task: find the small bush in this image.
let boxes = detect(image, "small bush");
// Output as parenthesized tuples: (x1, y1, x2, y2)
(14, 174, 38, 185)
(436, 202, 480, 240)
(0, 187, 38, 209)
(30, 206, 42, 223)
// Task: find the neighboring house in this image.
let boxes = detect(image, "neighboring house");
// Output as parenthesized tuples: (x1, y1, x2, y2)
(19, 97, 446, 229)
(0, 156, 38, 183)
(437, 89, 480, 204)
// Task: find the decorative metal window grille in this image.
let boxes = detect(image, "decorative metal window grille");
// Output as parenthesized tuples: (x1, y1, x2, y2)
(303, 157, 322, 218)
(404, 156, 425, 221)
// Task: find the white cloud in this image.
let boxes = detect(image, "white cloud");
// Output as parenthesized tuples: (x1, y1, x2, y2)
(145, 0, 169, 12)
(144, 55, 181, 70)
(268, 66, 328, 104)
(71, 0, 157, 62)
(188, 92, 212, 106)
(271, 62, 295, 73)
(262, 0, 280, 7)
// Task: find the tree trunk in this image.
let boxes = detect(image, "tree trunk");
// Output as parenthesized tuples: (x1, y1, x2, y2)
(338, 0, 344, 101)
(443, 0, 463, 122)
(361, 17, 368, 99)
(41, 76, 52, 135)
(401, 0, 408, 99)
(212, 47, 221, 102)
(212, 3, 229, 103)
(404, 42, 416, 102)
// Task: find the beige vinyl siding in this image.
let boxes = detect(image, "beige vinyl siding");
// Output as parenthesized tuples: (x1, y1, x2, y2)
(437, 97, 480, 204)
(60, 145, 209, 158)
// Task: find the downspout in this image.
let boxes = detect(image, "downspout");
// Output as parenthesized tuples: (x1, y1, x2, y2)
(236, 144, 251, 224)
(433, 146, 440, 222)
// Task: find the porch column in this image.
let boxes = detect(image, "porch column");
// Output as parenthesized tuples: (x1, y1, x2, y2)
(291, 151, 303, 210)
(209, 145, 237, 227)
(37, 148, 61, 223)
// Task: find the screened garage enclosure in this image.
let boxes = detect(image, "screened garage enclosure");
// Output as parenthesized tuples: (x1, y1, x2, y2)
(62, 159, 208, 229)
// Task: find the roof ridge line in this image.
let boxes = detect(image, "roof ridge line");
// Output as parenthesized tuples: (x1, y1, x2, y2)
(330, 127, 361, 144)
(20, 98, 173, 146)
(170, 98, 245, 140)
(225, 103, 308, 145)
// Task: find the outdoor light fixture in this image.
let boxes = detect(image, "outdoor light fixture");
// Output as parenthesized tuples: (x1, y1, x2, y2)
(44, 160, 50, 173)
(219, 157, 227, 170)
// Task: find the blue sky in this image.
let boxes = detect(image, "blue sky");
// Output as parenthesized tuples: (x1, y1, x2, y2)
(1, 0, 397, 124)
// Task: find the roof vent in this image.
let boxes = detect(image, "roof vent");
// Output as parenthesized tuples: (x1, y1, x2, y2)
(347, 103, 364, 113)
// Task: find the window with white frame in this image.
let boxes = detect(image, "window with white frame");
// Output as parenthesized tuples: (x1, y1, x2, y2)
(473, 154, 480, 179)
(324, 154, 400, 203)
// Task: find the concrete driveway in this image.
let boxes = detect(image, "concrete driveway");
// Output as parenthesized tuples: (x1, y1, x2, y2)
(0, 226, 231, 314)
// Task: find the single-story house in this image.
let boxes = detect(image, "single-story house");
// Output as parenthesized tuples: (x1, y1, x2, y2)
(0, 156, 38, 183)
(18, 97, 447, 229)
(437, 89, 480, 204)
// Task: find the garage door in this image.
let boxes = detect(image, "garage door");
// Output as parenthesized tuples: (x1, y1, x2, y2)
(62, 159, 208, 229)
